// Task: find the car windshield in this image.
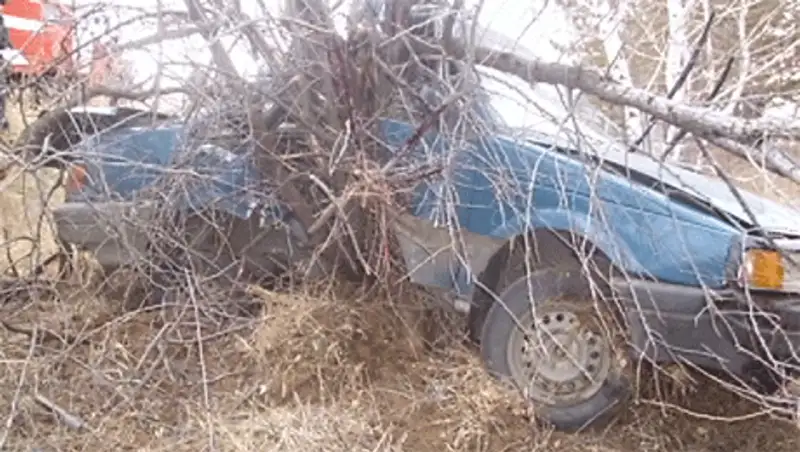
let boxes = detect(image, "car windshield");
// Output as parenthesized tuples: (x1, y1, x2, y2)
(475, 65, 623, 151)
(471, 67, 738, 195)
(474, 66, 717, 175)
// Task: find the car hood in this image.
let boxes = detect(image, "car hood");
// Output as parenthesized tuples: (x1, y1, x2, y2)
(598, 146, 800, 236)
(513, 103, 800, 236)
(483, 65, 800, 237)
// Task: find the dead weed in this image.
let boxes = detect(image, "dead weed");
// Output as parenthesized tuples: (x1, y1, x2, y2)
(0, 279, 799, 451)
(1, 104, 800, 451)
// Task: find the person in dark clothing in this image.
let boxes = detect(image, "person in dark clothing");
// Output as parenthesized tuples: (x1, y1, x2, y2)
(0, 0, 10, 130)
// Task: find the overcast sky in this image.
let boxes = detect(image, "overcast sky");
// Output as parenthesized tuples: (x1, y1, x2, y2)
(71, 0, 586, 126)
(76, 0, 573, 79)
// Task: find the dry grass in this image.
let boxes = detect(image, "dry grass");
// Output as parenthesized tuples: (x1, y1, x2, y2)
(0, 104, 62, 276)
(3, 280, 800, 452)
(2, 105, 800, 452)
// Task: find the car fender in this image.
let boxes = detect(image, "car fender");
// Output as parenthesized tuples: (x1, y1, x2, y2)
(489, 206, 646, 275)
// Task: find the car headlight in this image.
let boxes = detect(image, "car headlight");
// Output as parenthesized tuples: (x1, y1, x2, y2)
(739, 248, 798, 291)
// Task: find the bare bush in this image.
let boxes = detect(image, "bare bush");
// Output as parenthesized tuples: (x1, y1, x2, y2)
(4, 0, 800, 449)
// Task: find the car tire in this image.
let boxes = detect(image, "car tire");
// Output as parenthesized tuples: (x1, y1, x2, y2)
(479, 257, 631, 431)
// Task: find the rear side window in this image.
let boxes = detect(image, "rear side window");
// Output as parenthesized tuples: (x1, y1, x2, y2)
(88, 126, 181, 166)
(78, 126, 183, 199)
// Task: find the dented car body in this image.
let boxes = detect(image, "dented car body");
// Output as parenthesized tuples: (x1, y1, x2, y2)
(45, 94, 800, 428)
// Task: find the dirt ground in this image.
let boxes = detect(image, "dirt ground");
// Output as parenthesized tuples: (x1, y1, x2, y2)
(1, 108, 800, 452)
(2, 278, 800, 452)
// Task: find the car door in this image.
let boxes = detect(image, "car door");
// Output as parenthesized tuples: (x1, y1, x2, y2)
(378, 112, 501, 295)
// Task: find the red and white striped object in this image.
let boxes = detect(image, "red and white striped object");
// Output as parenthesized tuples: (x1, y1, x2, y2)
(0, 0, 76, 76)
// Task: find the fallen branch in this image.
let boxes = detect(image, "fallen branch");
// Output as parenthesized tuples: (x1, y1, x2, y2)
(703, 134, 800, 183)
(467, 45, 800, 145)
(32, 394, 87, 430)
(0, 320, 84, 346)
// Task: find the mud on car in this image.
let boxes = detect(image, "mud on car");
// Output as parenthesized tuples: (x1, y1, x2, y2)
(22, 89, 800, 432)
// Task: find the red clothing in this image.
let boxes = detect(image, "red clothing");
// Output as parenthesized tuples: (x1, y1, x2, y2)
(89, 42, 112, 86)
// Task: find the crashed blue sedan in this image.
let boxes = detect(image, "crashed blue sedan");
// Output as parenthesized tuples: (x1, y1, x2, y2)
(34, 87, 800, 431)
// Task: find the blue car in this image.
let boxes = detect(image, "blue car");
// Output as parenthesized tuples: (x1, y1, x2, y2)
(32, 86, 800, 431)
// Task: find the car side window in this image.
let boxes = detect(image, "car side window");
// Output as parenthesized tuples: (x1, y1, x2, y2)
(74, 126, 180, 199)
(90, 127, 180, 165)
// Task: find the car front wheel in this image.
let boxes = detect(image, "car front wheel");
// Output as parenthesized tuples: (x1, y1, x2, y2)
(479, 266, 631, 431)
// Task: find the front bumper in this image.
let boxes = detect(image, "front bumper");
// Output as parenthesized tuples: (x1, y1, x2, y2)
(52, 201, 156, 268)
(612, 277, 800, 376)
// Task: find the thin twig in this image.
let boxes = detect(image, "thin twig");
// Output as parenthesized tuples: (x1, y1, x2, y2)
(184, 268, 215, 447)
(0, 327, 37, 449)
(0, 320, 85, 346)
(659, 56, 735, 162)
(628, 11, 716, 152)
(33, 394, 87, 430)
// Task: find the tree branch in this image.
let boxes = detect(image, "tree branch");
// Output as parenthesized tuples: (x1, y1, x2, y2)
(467, 45, 800, 144)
